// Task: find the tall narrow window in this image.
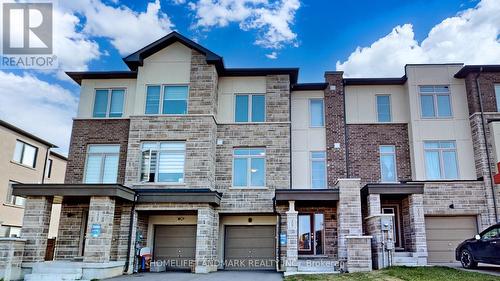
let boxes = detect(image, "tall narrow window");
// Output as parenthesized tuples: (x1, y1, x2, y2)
(84, 145, 120, 183)
(311, 151, 326, 189)
(420, 85, 452, 118)
(233, 148, 266, 188)
(46, 159, 53, 178)
(495, 84, 500, 112)
(310, 99, 325, 127)
(141, 142, 185, 183)
(13, 140, 38, 168)
(6, 181, 25, 207)
(424, 141, 458, 180)
(234, 94, 265, 122)
(379, 146, 397, 182)
(93, 89, 125, 118)
(145, 85, 188, 115)
(377, 95, 391, 122)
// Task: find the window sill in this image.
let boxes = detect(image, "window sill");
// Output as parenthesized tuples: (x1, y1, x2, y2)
(3, 203, 25, 209)
(10, 161, 36, 171)
(135, 182, 186, 186)
(229, 186, 269, 190)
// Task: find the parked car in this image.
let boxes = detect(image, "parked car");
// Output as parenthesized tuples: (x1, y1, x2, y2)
(456, 223, 500, 268)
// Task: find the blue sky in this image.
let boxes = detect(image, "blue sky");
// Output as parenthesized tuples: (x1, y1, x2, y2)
(0, 0, 499, 154)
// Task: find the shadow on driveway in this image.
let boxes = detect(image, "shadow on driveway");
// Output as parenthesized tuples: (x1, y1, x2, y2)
(106, 271, 283, 281)
(439, 262, 500, 277)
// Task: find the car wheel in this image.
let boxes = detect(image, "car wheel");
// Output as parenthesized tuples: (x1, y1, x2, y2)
(460, 249, 478, 269)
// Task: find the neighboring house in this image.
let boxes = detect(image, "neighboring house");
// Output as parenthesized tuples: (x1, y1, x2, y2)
(0, 120, 67, 240)
(5, 32, 500, 280)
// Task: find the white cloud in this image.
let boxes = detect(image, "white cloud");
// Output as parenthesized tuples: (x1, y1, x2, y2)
(172, 0, 186, 4)
(0, 71, 78, 154)
(62, 0, 174, 56)
(189, 0, 300, 50)
(336, 0, 500, 77)
(265, 51, 278, 59)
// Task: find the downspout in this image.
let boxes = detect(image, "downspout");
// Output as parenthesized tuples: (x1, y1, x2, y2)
(124, 193, 138, 273)
(41, 148, 50, 184)
(475, 68, 499, 222)
(273, 197, 282, 271)
(289, 83, 293, 190)
(342, 79, 350, 178)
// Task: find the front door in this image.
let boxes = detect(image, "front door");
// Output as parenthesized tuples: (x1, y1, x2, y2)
(382, 206, 402, 249)
(298, 213, 324, 255)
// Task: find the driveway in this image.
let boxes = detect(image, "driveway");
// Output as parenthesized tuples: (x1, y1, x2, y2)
(441, 263, 500, 277)
(106, 271, 283, 281)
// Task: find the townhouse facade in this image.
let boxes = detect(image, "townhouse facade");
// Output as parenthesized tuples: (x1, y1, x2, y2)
(2, 32, 500, 280)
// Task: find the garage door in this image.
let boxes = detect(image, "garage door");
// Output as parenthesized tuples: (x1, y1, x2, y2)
(224, 226, 276, 270)
(154, 225, 196, 270)
(425, 216, 477, 263)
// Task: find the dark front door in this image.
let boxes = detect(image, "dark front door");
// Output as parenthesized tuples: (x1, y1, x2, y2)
(298, 213, 324, 255)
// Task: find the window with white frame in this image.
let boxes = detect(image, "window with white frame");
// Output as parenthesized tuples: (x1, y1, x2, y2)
(420, 85, 452, 118)
(233, 148, 266, 188)
(93, 89, 125, 118)
(495, 84, 500, 112)
(141, 142, 185, 183)
(0, 225, 21, 238)
(84, 145, 120, 183)
(424, 141, 458, 180)
(235, 94, 265, 122)
(6, 181, 25, 207)
(379, 146, 397, 182)
(377, 95, 391, 122)
(310, 99, 325, 127)
(145, 85, 188, 115)
(310, 151, 326, 189)
(13, 140, 38, 168)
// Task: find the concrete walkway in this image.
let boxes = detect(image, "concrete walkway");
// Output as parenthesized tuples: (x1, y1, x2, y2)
(440, 263, 500, 277)
(106, 271, 283, 281)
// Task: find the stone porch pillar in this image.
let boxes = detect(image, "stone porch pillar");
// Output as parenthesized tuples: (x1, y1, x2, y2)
(83, 196, 116, 263)
(195, 206, 218, 273)
(367, 194, 381, 216)
(286, 200, 298, 272)
(404, 194, 427, 265)
(21, 196, 53, 262)
(337, 179, 362, 261)
(118, 204, 136, 274)
(365, 214, 394, 269)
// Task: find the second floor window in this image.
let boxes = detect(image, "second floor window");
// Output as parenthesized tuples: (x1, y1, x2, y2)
(141, 142, 185, 183)
(145, 85, 188, 115)
(310, 99, 325, 127)
(379, 146, 397, 182)
(420, 85, 452, 118)
(424, 141, 458, 180)
(84, 145, 120, 183)
(6, 181, 25, 207)
(13, 140, 38, 168)
(233, 148, 265, 188)
(377, 95, 391, 122)
(495, 84, 500, 112)
(45, 159, 53, 178)
(93, 89, 125, 118)
(311, 151, 326, 189)
(235, 94, 265, 122)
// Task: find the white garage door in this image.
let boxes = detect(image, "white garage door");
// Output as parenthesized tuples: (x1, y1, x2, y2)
(425, 216, 477, 263)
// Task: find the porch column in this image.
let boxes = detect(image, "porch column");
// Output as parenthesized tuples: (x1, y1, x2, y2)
(118, 203, 136, 274)
(365, 214, 394, 269)
(404, 194, 427, 265)
(21, 196, 53, 262)
(286, 200, 298, 272)
(195, 206, 218, 273)
(367, 194, 381, 216)
(83, 196, 116, 263)
(336, 179, 362, 261)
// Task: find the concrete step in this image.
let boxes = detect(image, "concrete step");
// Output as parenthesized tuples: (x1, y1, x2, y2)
(394, 251, 413, 257)
(24, 273, 85, 281)
(393, 256, 418, 266)
(31, 263, 83, 275)
(297, 259, 338, 272)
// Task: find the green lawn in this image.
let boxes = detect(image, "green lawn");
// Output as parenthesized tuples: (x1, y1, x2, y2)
(284, 266, 500, 281)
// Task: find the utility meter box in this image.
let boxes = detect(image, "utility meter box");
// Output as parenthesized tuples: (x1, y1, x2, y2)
(381, 216, 392, 231)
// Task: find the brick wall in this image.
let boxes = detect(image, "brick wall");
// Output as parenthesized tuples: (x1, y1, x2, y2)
(324, 72, 347, 187)
(125, 116, 217, 189)
(65, 119, 130, 184)
(464, 72, 500, 114)
(188, 50, 218, 115)
(0, 238, 25, 281)
(216, 123, 290, 212)
(266, 75, 290, 122)
(347, 124, 411, 185)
